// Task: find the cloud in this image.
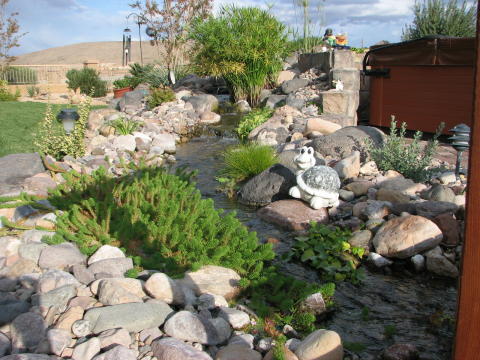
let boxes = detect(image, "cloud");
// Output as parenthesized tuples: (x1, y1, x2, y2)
(9, 0, 415, 55)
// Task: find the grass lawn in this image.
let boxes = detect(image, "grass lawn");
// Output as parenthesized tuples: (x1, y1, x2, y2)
(0, 101, 107, 157)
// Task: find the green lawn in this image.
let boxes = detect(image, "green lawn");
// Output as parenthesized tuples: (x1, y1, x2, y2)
(0, 101, 107, 157)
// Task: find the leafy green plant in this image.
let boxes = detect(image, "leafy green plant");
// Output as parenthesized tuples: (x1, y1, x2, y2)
(0, 66, 37, 84)
(109, 117, 141, 135)
(147, 86, 176, 109)
(0, 79, 20, 101)
(35, 95, 92, 159)
(66, 68, 108, 97)
(47, 162, 274, 280)
(220, 143, 277, 183)
(402, 0, 476, 40)
(112, 77, 133, 89)
(26, 85, 40, 97)
(366, 116, 444, 182)
(190, 5, 290, 106)
(286, 222, 365, 283)
(384, 324, 397, 339)
(127, 63, 190, 89)
(236, 108, 273, 141)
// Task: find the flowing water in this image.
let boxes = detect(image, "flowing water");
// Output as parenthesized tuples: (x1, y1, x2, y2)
(174, 115, 457, 360)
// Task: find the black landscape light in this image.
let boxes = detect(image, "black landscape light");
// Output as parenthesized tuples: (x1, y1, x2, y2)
(57, 109, 79, 135)
(449, 123, 471, 179)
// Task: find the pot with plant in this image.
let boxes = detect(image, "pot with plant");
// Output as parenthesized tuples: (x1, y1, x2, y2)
(113, 77, 133, 98)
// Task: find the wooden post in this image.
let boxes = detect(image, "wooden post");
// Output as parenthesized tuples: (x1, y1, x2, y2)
(453, 2, 480, 358)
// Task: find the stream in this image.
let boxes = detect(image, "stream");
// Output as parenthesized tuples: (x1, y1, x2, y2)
(174, 114, 457, 360)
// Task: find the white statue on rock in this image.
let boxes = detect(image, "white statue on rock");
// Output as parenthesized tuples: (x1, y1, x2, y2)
(289, 146, 341, 209)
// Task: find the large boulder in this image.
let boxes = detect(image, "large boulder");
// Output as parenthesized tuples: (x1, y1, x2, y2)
(0, 153, 45, 196)
(238, 164, 296, 206)
(258, 200, 329, 232)
(282, 78, 309, 94)
(294, 329, 343, 360)
(184, 94, 219, 114)
(311, 126, 385, 162)
(152, 337, 213, 360)
(163, 311, 220, 345)
(372, 215, 443, 259)
(119, 89, 148, 112)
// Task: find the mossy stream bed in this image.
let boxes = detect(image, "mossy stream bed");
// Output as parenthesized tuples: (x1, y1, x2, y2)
(174, 115, 457, 360)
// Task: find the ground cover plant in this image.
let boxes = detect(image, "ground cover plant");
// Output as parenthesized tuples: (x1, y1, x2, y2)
(366, 116, 444, 182)
(0, 101, 106, 157)
(285, 222, 365, 284)
(147, 86, 176, 109)
(190, 5, 290, 106)
(235, 107, 273, 141)
(47, 162, 275, 280)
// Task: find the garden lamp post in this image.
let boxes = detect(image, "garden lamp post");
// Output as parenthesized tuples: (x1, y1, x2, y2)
(57, 109, 79, 135)
(126, 13, 148, 65)
(449, 123, 471, 179)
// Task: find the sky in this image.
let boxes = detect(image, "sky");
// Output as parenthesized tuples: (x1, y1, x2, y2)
(6, 0, 418, 56)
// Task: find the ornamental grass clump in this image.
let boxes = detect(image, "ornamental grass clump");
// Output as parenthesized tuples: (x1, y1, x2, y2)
(190, 5, 290, 106)
(366, 116, 444, 182)
(220, 143, 277, 182)
(47, 163, 274, 280)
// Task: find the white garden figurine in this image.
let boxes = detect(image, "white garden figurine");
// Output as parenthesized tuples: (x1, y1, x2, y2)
(333, 79, 344, 91)
(289, 146, 341, 209)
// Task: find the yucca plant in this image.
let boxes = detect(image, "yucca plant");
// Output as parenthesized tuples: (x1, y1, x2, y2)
(190, 6, 290, 106)
(109, 117, 142, 135)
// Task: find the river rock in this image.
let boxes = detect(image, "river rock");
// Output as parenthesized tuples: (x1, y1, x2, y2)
(359, 161, 379, 176)
(294, 329, 343, 360)
(216, 344, 262, 360)
(425, 252, 459, 278)
(0, 153, 45, 196)
(152, 133, 176, 153)
(72, 336, 100, 360)
(152, 337, 213, 360)
(178, 265, 241, 300)
(198, 293, 229, 311)
(0, 331, 11, 356)
(97, 279, 143, 305)
(372, 215, 443, 259)
(210, 317, 232, 344)
(338, 189, 355, 201)
(377, 177, 425, 196)
(301, 292, 326, 315)
(414, 201, 458, 218)
(84, 301, 173, 333)
(218, 307, 250, 329)
(411, 254, 425, 272)
(438, 172, 457, 185)
(0, 355, 53, 360)
(72, 319, 92, 337)
(73, 264, 95, 285)
(144, 272, 184, 304)
(92, 345, 137, 360)
(311, 126, 385, 162)
(33, 284, 77, 311)
(164, 310, 220, 345)
(282, 78, 309, 94)
(238, 164, 296, 206)
(0, 236, 21, 257)
(55, 306, 84, 332)
(201, 111, 221, 124)
(0, 300, 30, 325)
(304, 118, 341, 135)
(0, 258, 40, 278)
(11, 312, 47, 352)
(18, 242, 48, 263)
(421, 184, 456, 203)
(368, 252, 393, 267)
(88, 245, 125, 265)
(90, 278, 145, 298)
(139, 327, 163, 345)
(21, 229, 54, 243)
(334, 151, 360, 179)
(38, 242, 86, 270)
(44, 328, 72, 356)
(38, 269, 80, 293)
(431, 213, 460, 247)
(87, 257, 133, 278)
(376, 188, 410, 203)
(344, 181, 374, 197)
(348, 230, 372, 254)
(258, 200, 329, 232)
(98, 328, 131, 349)
(184, 94, 219, 114)
(113, 135, 136, 152)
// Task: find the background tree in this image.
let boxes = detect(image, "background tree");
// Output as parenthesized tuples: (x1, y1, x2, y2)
(0, 0, 25, 64)
(130, 0, 212, 80)
(402, 0, 476, 41)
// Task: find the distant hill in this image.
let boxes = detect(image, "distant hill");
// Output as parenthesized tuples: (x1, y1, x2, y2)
(12, 41, 165, 65)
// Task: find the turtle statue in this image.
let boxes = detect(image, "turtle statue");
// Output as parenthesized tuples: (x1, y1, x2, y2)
(289, 146, 341, 209)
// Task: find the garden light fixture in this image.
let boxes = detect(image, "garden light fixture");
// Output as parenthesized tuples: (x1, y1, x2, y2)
(57, 109, 79, 135)
(123, 27, 132, 66)
(449, 123, 471, 179)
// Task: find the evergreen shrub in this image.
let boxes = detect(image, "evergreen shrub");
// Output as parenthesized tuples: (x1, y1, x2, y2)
(0, 80, 20, 101)
(47, 164, 275, 279)
(147, 87, 176, 109)
(66, 68, 108, 97)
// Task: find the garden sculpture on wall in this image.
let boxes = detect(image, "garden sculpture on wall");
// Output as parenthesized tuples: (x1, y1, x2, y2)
(289, 146, 341, 209)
